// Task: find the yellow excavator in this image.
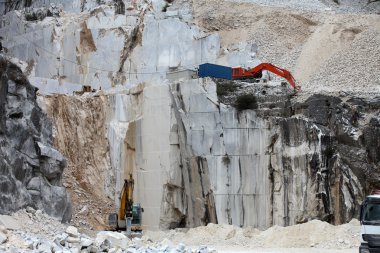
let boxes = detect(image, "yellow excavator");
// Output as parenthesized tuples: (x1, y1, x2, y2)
(108, 174, 143, 234)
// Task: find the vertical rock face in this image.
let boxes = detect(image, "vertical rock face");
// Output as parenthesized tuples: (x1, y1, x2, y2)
(157, 79, 379, 229)
(0, 56, 71, 222)
(290, 94, 380, 224)
(0, 0, 101, 14)
(164, 80, 274, 229)
(36, 78, 378, 230)
(0, 2, 221, 93)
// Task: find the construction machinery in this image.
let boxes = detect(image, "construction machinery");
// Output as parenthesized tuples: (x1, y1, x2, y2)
(360, 190, 380, 253)
(108, 174, 143, 234)
(198, 63, 301, 90)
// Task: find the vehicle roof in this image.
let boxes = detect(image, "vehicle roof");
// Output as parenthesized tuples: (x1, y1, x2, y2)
(367, 195, 380, 199)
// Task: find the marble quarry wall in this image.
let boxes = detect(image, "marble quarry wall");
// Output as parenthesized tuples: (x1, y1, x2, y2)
(0, 0, 379, 231)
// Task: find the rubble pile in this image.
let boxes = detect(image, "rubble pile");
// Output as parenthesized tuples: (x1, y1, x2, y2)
(0, 208, 217, 253)
(146, 219, 361, 250)
(0, 207, 361, 252)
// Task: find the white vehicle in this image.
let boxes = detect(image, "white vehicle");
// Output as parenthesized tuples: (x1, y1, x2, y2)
(360, 194, 380, 253)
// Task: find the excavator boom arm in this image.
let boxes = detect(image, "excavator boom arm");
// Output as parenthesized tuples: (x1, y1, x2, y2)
(119, 174, 134, 222)
(232, 63, 301, 90)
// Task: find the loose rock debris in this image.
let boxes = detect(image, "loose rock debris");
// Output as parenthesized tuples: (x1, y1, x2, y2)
(0, 208, 360, 252)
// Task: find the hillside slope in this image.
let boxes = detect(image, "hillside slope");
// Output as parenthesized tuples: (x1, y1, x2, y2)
(192, 0, 380, 93)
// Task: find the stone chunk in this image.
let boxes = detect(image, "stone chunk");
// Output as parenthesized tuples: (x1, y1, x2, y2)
(0, 232, 7, 244)
(26, 206, 36, 214)
(88, 245, 99, 252)
(65, 226, 79, 238)
(35, 209, 43, 219)
(54, 232, 68, 246)
(67, 236, 80, 243)
(0, 225, 7, 234)
(37, 240, 52, 253)
(51, 242, 62, 253)
(0, 215, 21, 230)
(26, 177, 42, 192)
(96, 231, 129, 249)
(70, 247, 80, 253)
(100, 239, 111, 251)
(36, 142, 66, 163)
(80, 237, 93, 248)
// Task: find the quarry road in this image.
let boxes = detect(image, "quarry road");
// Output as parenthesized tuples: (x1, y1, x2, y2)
(217, 248, 356, 253)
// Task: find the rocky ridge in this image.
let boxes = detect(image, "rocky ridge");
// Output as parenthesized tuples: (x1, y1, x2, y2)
(0, 55, 71, 222)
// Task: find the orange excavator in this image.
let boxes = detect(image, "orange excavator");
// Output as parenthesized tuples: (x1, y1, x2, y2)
(198, 62, 301, 90)
(232, 63, 301, 90)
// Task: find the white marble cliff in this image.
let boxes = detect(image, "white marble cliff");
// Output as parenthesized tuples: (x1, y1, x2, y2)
(0, 0, 369, 231)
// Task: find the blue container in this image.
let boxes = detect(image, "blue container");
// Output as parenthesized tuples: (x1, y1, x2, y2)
(198, 63, 233, 80)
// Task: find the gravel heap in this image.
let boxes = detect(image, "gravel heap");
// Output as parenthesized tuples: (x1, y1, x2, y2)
(193, 0, 380, 94)
(230, 0, 329, 12)
(146, 219, 361, 250)
(307, 28, 380, 93)
(0, 207, 361, 252)
(229, 0, 380, 13)
(0, 209, 217, 253)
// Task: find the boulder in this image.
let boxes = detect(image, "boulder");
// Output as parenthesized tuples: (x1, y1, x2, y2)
(35, 209, 43, 219)
(99, 239, 111, 251)
(0, 215, 21, 230)
(108, 248, 118, 253)
(0, 225, 7, 234)
(54, 232, 68, 246)
(37, 240, 53, 253)
(0, 232, 7, 244)
(65, 226, 79, 238)
(69, 247, 80, 253)
(51, 242, 63, 252)
(80, 237, 93, 248)
(66, 236, 80, 243)
(96, 231, 130, 249)
(88, 245, 99, 253)
(26, 206, 36, 214)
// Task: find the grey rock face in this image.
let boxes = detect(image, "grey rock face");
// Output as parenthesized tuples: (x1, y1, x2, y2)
(0, 55, 71, 222)
(0, 0, 98, 14)
(161, 79, 380, 229)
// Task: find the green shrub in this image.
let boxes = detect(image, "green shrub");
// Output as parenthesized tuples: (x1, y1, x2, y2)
(234, 94, 258, 111)
(216, 81, 239, 97)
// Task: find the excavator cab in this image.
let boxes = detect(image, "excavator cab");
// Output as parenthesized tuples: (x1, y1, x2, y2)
(131, 204, 143, 231)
